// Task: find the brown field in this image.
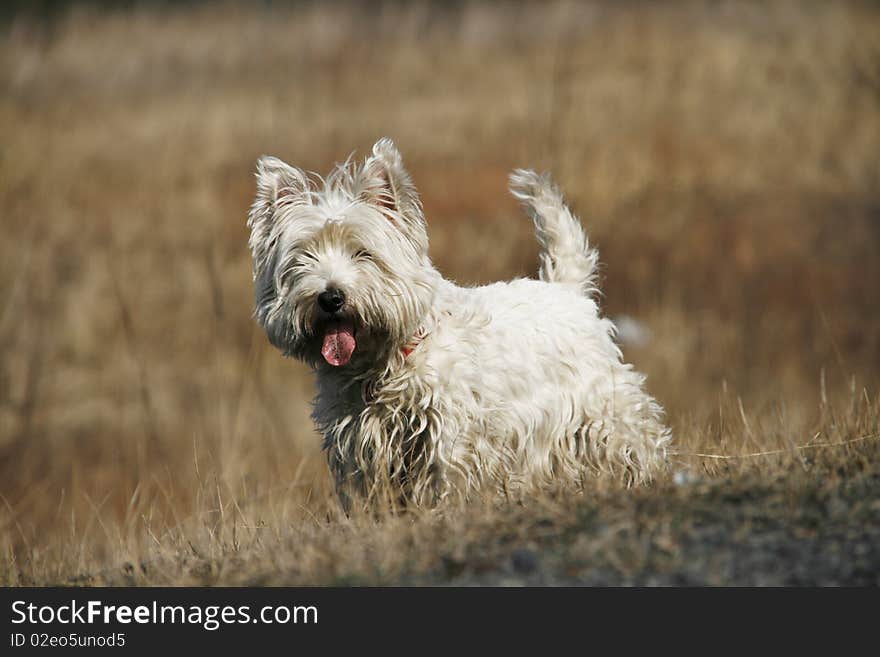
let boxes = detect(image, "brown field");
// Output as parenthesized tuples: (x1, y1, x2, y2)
(1, 0, 879, 585)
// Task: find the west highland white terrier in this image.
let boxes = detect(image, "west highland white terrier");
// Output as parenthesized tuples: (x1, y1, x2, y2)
(248, 138, 671, 508)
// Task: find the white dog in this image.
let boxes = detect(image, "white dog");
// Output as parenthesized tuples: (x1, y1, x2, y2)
(248, 138, 671, 508)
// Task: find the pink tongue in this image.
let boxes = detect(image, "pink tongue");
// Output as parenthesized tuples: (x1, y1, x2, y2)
(321, 322, 356, 366)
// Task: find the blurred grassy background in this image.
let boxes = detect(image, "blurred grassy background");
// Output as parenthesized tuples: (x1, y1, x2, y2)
(0, 0, 878, 582)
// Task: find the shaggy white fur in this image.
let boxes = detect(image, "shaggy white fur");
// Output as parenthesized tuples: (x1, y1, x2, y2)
(248, 138, 671, 508)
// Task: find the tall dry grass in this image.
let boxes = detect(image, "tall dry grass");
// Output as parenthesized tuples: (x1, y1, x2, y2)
(0, 1, 878, 584)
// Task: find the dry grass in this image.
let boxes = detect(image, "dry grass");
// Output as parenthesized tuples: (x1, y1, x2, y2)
(1, 0, 879, 585)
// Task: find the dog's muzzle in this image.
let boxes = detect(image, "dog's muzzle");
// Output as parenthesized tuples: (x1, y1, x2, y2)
(317, 287, 346, 313)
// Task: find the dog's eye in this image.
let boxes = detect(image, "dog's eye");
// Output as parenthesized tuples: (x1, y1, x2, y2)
(353, 249, 373, 261)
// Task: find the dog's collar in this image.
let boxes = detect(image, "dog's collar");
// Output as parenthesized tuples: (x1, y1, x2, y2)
(402, 326, 428, 359)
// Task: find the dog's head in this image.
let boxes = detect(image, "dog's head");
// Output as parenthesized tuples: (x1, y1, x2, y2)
(247, 138, 435, 369)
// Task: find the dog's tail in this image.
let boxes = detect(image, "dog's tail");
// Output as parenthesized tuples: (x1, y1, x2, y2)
(509, 169, 599, 297)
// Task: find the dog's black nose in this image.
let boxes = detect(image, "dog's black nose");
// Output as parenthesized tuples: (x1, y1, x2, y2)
(318, 288, 346, 313)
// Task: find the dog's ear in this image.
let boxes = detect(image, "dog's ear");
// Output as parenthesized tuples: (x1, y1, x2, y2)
(248, 156, 308, 327)
(248, 156, 307, 268)
(359, 138, 427, 250)
(251, 155, 308, 227)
